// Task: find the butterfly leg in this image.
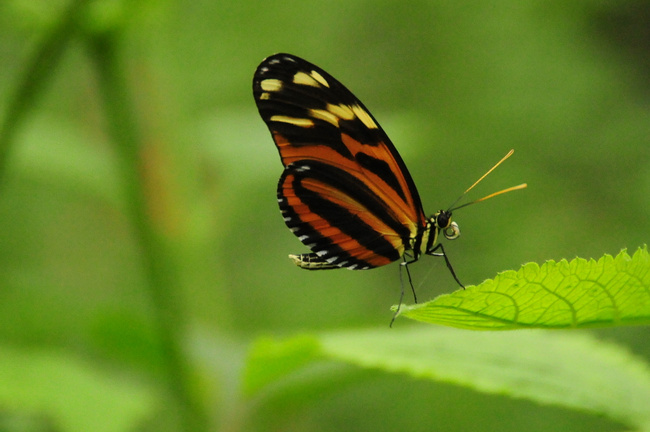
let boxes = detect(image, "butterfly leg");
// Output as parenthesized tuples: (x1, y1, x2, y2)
(400, 257, 418, 303)
(391, 255, 421, 326)
(391, 256, 418, 327)
(427, 243, 465, 289)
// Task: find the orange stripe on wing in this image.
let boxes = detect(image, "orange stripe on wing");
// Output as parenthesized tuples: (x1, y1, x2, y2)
(280, 173, 400, 267)
(340, 133, 424, 227)
(274, 132, 422, 237)
(299, 177, 406, 253)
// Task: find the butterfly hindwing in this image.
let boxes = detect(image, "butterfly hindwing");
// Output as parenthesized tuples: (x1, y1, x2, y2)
(278, 160, 407, 269)
(253, 54, 427, 269)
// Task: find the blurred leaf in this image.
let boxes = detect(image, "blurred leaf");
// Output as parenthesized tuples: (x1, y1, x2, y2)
(89, 310, 165, 375)
(3, 0, 70, 33)
(0, 345, 158, 432)
(80, 0, 127, 35)
(399, 248, 650, 329)
(13, 115, 122, 205)
(243, 334, 320, 395)
(246, 328, 650, 431)
(322, 328, 650, 431)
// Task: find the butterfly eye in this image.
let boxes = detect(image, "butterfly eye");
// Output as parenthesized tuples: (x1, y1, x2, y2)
(434, 210, 451, 229)
(443, 222, 460, 240)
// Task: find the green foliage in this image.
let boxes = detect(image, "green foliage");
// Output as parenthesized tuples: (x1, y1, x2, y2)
(244, 335, 321, 396)
(399, 248, 650, 329)
(0, 346, 156, 432)
(2, 1, 650, 431)
(245, 328, 650, 431)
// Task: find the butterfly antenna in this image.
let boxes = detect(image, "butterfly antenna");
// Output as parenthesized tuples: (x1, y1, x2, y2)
(448, 149, 527, 212)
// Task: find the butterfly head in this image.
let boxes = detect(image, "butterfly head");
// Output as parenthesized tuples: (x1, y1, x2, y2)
(421, 211, 460, 257)
(432, 210, 461, 240)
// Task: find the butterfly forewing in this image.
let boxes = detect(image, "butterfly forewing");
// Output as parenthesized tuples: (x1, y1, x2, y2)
(253, 53, 427, 269)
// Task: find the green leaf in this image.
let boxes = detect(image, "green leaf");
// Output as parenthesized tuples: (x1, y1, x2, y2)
(245, 328, 650, 431)
(243, 334, 321, 395)
(0, 345, 157, 432)
(399, 248, 650, 329)
(321, 328, 650, 431)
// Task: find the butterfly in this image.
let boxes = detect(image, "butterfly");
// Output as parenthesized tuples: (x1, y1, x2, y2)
(253, 53, 524, 295)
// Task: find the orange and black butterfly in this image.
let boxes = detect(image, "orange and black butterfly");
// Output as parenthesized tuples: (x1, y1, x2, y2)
(253, 53, 524, 291)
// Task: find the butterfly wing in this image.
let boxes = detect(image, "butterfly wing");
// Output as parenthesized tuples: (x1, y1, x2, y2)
(253, 53, 427, 270)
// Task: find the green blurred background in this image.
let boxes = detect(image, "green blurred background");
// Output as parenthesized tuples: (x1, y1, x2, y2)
(1, 0, 649, 431)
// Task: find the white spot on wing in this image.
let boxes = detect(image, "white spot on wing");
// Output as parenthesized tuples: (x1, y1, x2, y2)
(309, 108, 339, 126)
(269, 115, 314, 127)
(310, 70, 329, 87)
(292, 70, 330, 88)
(293, 71, 319, 87)
(260, 79, 283, 92)
(352, 104, 378, 129)
(328, 103, 355, 120)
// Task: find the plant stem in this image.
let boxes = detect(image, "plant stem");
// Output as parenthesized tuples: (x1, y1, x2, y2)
(88, 31, 208, 432)
(0, 0, 90, 185)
